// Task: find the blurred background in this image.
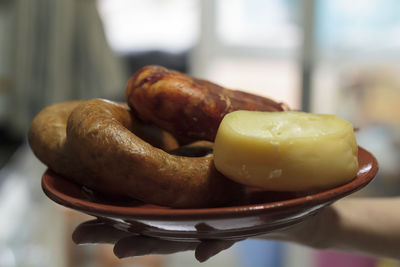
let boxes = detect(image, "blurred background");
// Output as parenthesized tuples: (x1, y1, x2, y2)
(1, 0, 400, 266)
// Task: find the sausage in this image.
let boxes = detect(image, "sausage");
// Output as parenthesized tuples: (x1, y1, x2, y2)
(28, 101, 92, 182)
(66, 99, 244, 208)
(28, 99, 180, 184)
(30, 99, 244, 208)
(126, 65, 289, 143)
(29, 100, 189, 202)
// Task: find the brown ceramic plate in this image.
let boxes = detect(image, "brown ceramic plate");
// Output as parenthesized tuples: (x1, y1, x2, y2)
(42, 146, 377, 241)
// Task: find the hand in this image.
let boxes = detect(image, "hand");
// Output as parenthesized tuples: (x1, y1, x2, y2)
(71, 205, 336, 262)
(72, 219, 237, 262)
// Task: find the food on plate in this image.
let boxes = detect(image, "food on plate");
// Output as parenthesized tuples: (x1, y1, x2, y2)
(213, 111, 359, 192)
(29, 99, 244, 208)
(29, 65, 360, 209)
(126, 65, 289, 143)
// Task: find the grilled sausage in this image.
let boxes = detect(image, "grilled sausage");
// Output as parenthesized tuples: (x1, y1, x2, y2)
(126, 65, 289, 143)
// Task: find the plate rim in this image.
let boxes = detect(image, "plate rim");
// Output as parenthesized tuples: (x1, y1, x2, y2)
(42, 146, 378, 220)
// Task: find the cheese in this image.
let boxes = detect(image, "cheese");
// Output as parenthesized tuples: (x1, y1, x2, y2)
(213, 111, 358, 191)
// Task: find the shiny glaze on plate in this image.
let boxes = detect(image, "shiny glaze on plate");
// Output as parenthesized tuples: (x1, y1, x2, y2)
(42, 146, 378, 241)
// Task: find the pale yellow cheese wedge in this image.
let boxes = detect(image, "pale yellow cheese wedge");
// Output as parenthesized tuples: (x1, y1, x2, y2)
(213, 111, 358, 192)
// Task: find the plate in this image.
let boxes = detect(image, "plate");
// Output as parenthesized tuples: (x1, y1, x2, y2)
(42, 146, 378, 241)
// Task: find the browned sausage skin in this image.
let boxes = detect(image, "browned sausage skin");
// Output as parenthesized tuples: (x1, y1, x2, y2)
(66, 99, 244, 208)
(126, 65, 289, 143)
(28, 100, 180, 187)
(28, 101, 93, 182)
(29, 99, 244, 208)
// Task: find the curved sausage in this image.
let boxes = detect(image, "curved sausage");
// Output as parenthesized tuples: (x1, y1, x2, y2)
(28, 101, 93, 182)
(62, 99, 244, 208)
(29, 100, 179, 176)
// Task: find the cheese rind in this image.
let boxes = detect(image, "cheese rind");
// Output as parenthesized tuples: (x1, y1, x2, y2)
(213, 111, 358, 191)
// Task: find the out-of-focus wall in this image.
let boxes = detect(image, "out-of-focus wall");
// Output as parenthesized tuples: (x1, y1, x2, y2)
(0, 1, 12, 126)
(0, 0, 126, 139)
